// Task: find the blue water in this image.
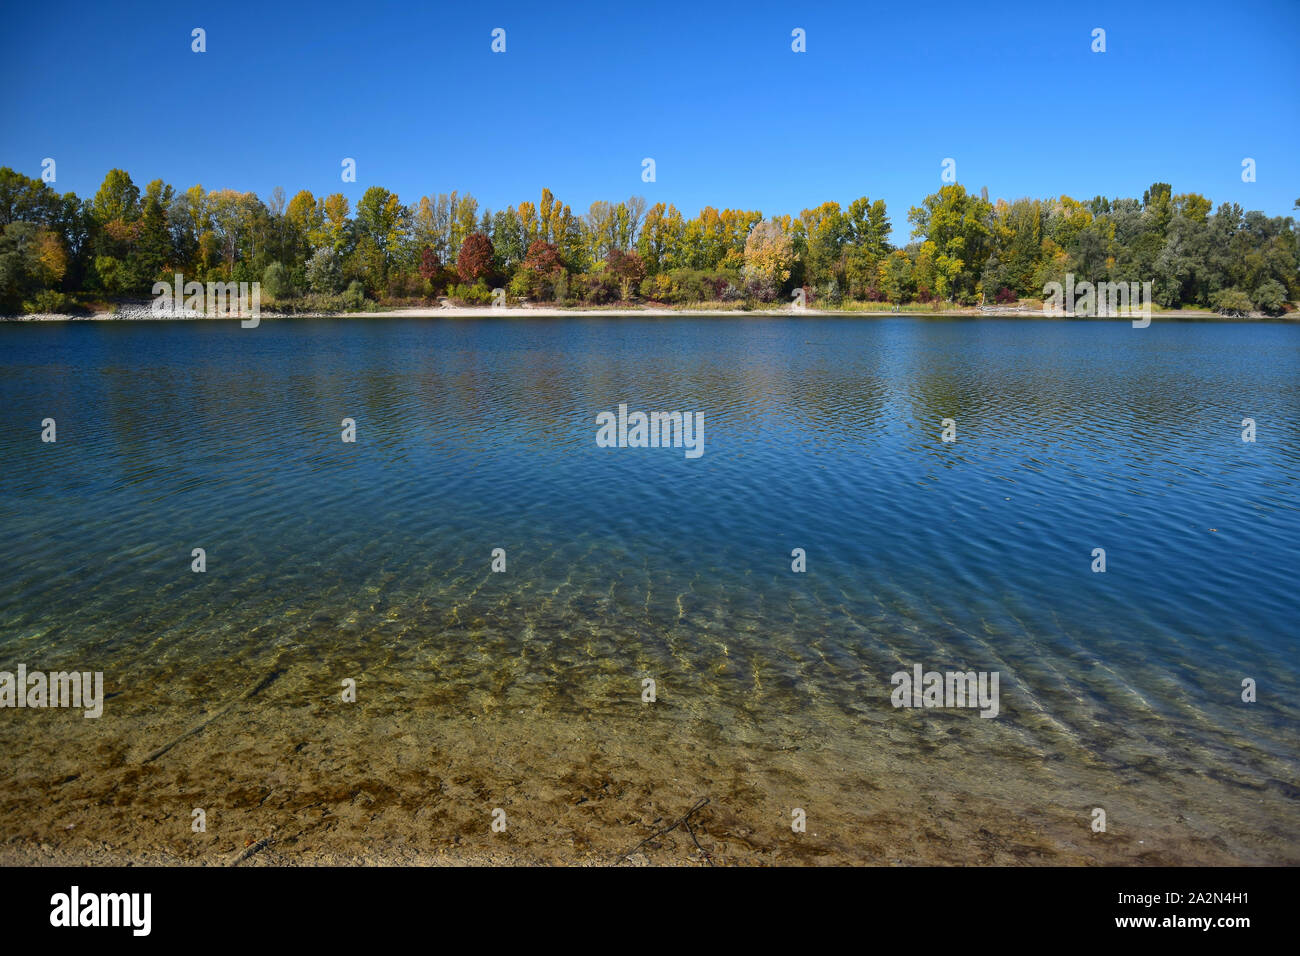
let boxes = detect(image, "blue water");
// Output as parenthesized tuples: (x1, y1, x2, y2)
(1, 315, 1297, 863)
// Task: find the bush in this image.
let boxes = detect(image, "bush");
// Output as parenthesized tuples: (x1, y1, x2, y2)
(744, 276, 777, 302)
(262, 261, 292, 300)
(23, 290, 75, 314)
(552, 271, 570, 304)
(385, 271, 424, 300)
(342, 280, 367, 311)
(640, 274, 673, 302)
(507, 270, 534, 301)
(580, 272, 620, 304)
(605, 249, 646, 300)
(1210, 287, 1254, 316)
(677, 269, 711, 302)
(1253, 279, 1288, 316)
(299, 293, 346, 313)
(650, 268, 743, 304)
(447, 281, 494, 305)
(306, 249, 343, 294)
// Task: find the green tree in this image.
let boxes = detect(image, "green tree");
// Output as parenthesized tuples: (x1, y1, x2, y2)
(262, 261, 292, 299)
(355, 186, 408, 280)
(907, 185, 993, 303)
(1253, 278, 1287, 315)
(92, 169, 140, 225)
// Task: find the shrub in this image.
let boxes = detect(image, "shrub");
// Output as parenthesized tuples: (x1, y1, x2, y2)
(23, 290, 74, 314)
(1253, 279, 1288, 316)
(605, 249, 646, 300)
(508, 270, 534, 301)
(298, 293, 346, 313)
(580, 273, 620, 304)
(744, 276, 777, 302)
(385, 271, 424, 300)
(1210, 287, 1254, 316)
(342, 280, 367, 311)
(306, 249, 343, 294)
(262, 261, 292, 300)
(447, 281, 494, 305)
(641, 273, 674, 302)
(553, 270, 570, 304)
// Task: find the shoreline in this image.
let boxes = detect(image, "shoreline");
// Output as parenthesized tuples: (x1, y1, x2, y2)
(0, 842, 606, 868)
(4, 696, 1293, 869)
(3, 304, 1295, 323)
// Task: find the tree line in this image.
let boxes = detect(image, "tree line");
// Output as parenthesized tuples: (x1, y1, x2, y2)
(1, 166, 1295, 316)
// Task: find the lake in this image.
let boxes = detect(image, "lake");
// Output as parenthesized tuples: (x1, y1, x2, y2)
(1, 315, 1297, 864)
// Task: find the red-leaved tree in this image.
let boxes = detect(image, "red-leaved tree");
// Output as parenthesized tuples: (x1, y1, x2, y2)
(605, 248, 646, 300)
(418, 246, 440, 282)
(456, 233, 494, 283)
(522, 239, 562, 277)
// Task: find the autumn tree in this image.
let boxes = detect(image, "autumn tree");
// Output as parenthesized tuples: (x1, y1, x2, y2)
(606, 248, 646, 300)
(523, 238, 561, 276)
(92, 169, 140, 225)
(418, 246, 440, 282)
(742, 219, 793, 301)
(456, 232, 494, 283)
(907, 185, 994, 302)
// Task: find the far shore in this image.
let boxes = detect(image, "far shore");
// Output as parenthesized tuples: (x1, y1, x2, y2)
(4, 303, 1296, 323)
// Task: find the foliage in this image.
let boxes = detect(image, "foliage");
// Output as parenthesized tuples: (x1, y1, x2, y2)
(262, 261, 292, 300)
(1210, 288, 1254, 316)
(742, 219, 794, 301)
(0, 165, 1294, 316)
(456, 232, 494, 284)
(342, 280, 367, 310)
(1254, 279, 1287, 315)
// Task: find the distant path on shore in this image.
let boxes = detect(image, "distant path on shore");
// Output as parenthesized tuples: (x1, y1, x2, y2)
(4, 305, 1293, 323)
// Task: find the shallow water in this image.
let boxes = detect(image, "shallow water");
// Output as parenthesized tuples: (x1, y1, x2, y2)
(1, 315, 1297, 864)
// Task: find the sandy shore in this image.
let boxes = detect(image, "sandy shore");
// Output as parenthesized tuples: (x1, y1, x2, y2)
(3, 304, 1282, 322)
(10, 305, 901, 321)
(4, 691, 1289, 868)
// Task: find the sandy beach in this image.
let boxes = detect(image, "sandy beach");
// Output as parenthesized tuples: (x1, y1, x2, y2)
(3, 304, 1283, 323)
(4, 706, 1277, 868)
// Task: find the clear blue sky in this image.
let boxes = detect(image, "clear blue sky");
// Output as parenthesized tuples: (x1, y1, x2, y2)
(3, 0, 1297, 243)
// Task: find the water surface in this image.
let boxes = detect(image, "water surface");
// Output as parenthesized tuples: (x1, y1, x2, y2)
(1, 316, 1297, 864)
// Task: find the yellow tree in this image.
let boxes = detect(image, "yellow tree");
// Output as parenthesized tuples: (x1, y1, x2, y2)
(286, 189, 320, 256)
(320, 194, 351, 253)
(518, 201, 538, 247)
(742, 219, 793, 300)
(35, 229, 67, 286)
